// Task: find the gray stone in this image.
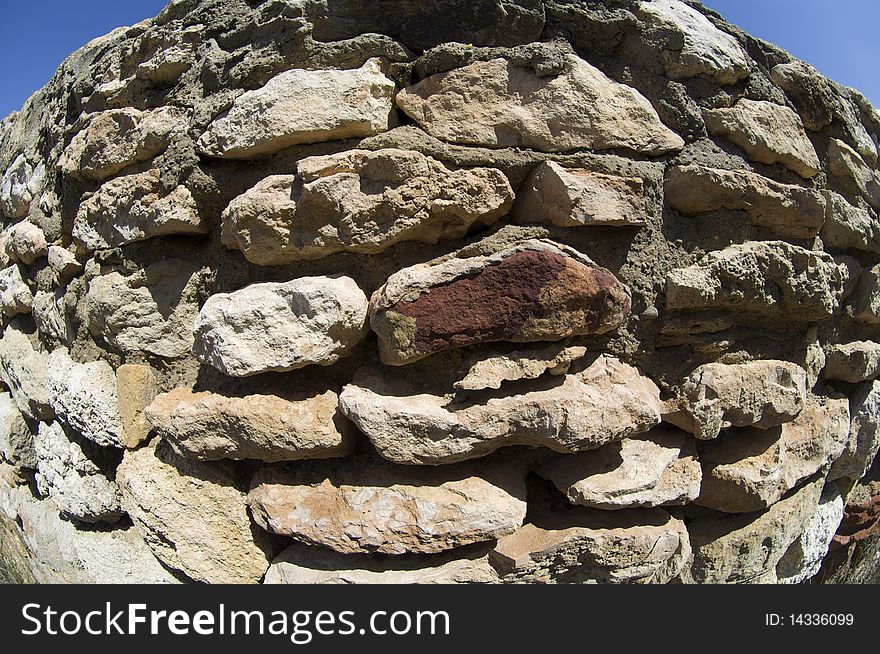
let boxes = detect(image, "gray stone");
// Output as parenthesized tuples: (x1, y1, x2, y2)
(824, 341, 880, 383)
(776, 483, 845, 584)
(821, 191, 880, 254)
(0, 265, 33, 316)
(636, 0, 749, 84)
(33, 421, 123, 524)
(85, 259, 203, 359)
(0, 392, 36, 469)
(46, 349, 125, 449)
(829, 380, 880, 481)
(192, 276, 368, 377)
(4, 221, 48, 265)
(198, 59, 397, 158)
(0, 328, 52, 421)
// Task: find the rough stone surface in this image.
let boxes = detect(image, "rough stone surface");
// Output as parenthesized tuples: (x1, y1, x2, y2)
(33, 421, 123, 524)
(116, 440, 272, 584)
(264, 543, 499, 584)
(824, 341, 880, 383)
(829, 381, 880, 481)
(664, 165, 826, 238)
(704, 99, 820, 178)
(145, 387, 354, 462)
(85, 259, 203, 359)
(491, 507, 690, 583)
(821, 191, 880, 254)
(1, 155, 40, 220)
(538, 426, 701, 510)
(46, 349, 125, 449)
(666, 360, 808, 441)
(222, 148, 514, 264)
(5, 221, 48, 265)
(0, 265, 33, 317)
(248, 456, 527, 555)
(454, 344, 587, 391)
(46, 246, 82, 279)
(636, 0, 749, 84)
(0, 482, 178, 583)
(828, 138, 880, 209)
(513, 161, 647, 228)
(370, 239, 631, 365)
(396, 54, 685, 154)
(340, 355, 663, 464)
(696, 396, 849, 512)
(115, 364, 158, 449)
(198, 59, 397, 158)
(74, 169, 207, 251)
(59, 107, 185, 181)
(0, 328, 52, 421)
(851, 263, 880, 324)
(665, 241, 845, 320)
(684, 476, 824, 584)
(192, 276, 368, 377)
(0, 392, 36, 469)
(777, 484, 845, 584)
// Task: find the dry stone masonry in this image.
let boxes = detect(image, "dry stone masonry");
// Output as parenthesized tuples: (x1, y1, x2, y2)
(1, 0, 879, 585)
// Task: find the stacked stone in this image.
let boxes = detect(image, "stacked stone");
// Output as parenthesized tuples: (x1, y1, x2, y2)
(1, 0, 879, 584)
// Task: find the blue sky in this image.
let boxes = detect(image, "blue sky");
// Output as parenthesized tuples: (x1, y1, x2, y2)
(0, 1, 878, 119)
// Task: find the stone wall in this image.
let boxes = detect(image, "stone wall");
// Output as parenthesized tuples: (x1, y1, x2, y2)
(1, 0, 879, 584)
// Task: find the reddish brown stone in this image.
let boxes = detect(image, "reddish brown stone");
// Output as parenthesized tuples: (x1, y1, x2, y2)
(390, 249, 630, 356)
(830, 493, 880, 551)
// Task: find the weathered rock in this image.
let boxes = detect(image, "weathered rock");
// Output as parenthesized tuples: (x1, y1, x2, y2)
(145, 387, 354, 462)
(0, 328, 52, 421)
(851, 263, 880, 324)
(696, 396, 849, 512)
(248, 456, 527, 555)
(684, 475, 824, 584)
(776, 484, 845, 584)
(46, 246, 82, 279)
(74, 169, 207, 251)
(829, 381, 880, 481)
(703, 99, 820, 178)
(0, 265, 33, 316)
(192, 276, 368, 377)
(116, 440, 272, 584)
(636, 0, 749, 84)
(665, 241, 845, 320)
(666, 360, 808, 441)
(370, 239, 631, 365)
(136, 44, 193, 85)
(32, 290, 72, 346)
(538, 427, 701, 510)
(824, 341, 880, 383)
(396, 55, 684, 154)
(59, 107, 185, 181)
(491, 507, 690, 583)
(512, 161, 647, 228)
(198, 59, 396, 158)
(0, 393, 36, 469)
(770, 60, 833, 130)
(339, 355, 663, 465)
(115, 364, 158, 449)
(221, 149, 514, 265)
(46, 349, 125, 449)
(1, 483, 179, 583)
(33, 421, 123, 524)
(264, 542, 499, 584)
(454, 344, 587, 391)
(4, 221, 48, 265)
(1, 155, 41, 220)
(85, 259, 203, 359)
(664, 165, 826, 238)
(828, 138, 880, 209)
(821, 191, 880, 254)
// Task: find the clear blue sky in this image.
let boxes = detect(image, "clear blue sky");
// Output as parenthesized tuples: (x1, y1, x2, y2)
(0, 1, 878, 119)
